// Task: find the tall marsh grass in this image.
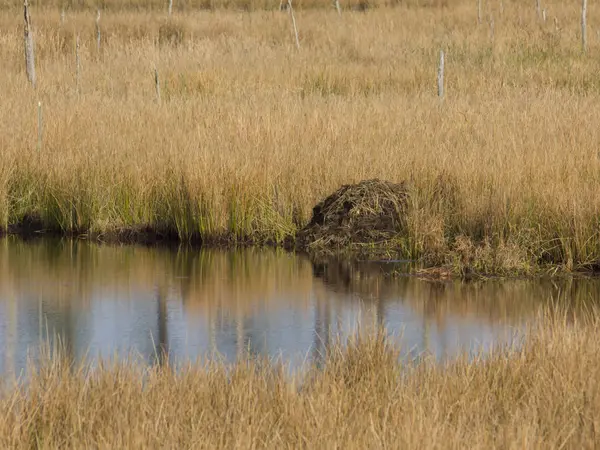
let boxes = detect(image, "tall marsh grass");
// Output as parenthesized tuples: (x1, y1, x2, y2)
(0, 310, 599, 448)
(2, 1, 600, 273)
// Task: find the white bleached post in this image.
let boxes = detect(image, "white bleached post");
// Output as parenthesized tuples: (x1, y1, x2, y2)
(60, 8, 65, 25)
(168, 0, 173, 15)
(95, 9, 101, 54)
(542, 8, 547, 22)
(438, 49, 445, 100)
(288, 0, 300, 50)
(477, 0, 482, 25)
(582, 0, 588, 53)
(24, 0, 36, 88)
(76, 34, 81, 94)
(334, 0, 341, 15)
(535, 0, 541, 20)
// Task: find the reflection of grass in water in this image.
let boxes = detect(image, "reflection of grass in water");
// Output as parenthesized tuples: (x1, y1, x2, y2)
(400, 277, 600, 325)
(0, 240, 314, 314)
(2, 239, 600, 325)
(1, 310, 599, 448)
(310, 259, 600, 324)
(178, 247, 314, 315)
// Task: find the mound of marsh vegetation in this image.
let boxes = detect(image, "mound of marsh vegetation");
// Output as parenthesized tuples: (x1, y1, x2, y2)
(297, 179, 410, 257)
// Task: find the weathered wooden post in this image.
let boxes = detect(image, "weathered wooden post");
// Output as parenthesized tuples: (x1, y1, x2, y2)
(95, 9, 101, 54)
(76, 34, 81, 95)
(438, 49, 445, 100)
(288, 0, 300, 50)
(24, 0, 36, 88)
(334, 0, 341, 15)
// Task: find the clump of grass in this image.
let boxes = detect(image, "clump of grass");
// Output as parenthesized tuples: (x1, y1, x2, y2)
(297, 179, 410, 258)
(158, 19, 187, 47)
(1, 309, 600, 447)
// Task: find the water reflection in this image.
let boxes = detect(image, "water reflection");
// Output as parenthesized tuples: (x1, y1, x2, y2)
(0, 238, 598, 375)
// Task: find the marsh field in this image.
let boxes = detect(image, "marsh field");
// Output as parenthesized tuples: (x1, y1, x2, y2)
(3, 2, 600, 446)
(2, 0, 600, 274)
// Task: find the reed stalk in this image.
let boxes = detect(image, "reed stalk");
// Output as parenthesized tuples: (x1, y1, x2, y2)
(37, 101, 42, 152)
(437, 49, 444, 99)
(76, 34, 81, 95)
(154, 66, 161, 104)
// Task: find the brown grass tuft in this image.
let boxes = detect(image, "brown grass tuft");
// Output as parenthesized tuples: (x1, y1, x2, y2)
(297, 179, 410, 257)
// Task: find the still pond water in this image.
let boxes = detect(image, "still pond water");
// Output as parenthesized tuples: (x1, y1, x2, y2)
(0, 238, 598, 376)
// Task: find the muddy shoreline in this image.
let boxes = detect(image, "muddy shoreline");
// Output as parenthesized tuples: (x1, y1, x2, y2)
(3, 223, 599, 280)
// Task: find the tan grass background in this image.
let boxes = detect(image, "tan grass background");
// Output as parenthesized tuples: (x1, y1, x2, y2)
(1, 1, 600, 273)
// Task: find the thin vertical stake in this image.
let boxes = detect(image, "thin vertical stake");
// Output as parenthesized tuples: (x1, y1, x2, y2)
(477, 0, 482, 25)
(334, 0, 341, 15)
(438, 49, 445, 100)
(168, 0, 173, 15)
(288, 0, 300, 50)
(24, 0, 36, 88)
(535, 0, 541, 20)
(76, 34, 81, 95)
(582, 0, 588, 53)
(37, 102, 43, 152)
(154, 67, 161, 104)
(95, 9, 101, 54)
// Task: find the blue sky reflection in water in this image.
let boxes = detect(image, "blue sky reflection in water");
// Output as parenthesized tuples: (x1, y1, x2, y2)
(0, 238, 594, 376)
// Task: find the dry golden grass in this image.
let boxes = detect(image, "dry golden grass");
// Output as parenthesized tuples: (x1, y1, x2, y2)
(0, 309, 598, 448)
(0, 0, 398, 12)
(2, 1, 600, 273)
